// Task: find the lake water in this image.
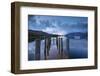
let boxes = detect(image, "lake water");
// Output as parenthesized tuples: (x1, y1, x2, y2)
(28, 37, 88, 61)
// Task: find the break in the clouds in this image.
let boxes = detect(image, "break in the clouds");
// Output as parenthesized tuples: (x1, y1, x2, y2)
(28, 15, 88, 35)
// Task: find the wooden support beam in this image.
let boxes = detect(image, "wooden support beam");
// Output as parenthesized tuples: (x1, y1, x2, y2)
(44, 38, 48, 60)
(66, 38, 70, 58)
(60, 38, 63, 58)
(35, 39, 41, 60)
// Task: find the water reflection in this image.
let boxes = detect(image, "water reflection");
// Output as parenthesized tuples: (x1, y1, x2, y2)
(28, 36, 87, 61)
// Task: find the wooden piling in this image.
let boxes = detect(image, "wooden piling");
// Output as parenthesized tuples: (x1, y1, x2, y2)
(35, 39, 41, 60)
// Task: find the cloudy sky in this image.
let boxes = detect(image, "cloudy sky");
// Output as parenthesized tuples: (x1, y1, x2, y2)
(28, 15, 88, 35)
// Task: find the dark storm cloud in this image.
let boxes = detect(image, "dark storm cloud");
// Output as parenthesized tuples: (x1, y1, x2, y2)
(28, 15, 88, 35)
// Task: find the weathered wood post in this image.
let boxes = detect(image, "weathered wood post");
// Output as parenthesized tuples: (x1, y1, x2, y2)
(57, 36, 63, 58)
(44, 38, 47, 60)
(58, 37, 61, 56)
(44, 37, 51, 60)
(60, 38, 63, 58)
(66, 38, 70, 58)
(56, 37, 58, 50)
(35, 39, 41, 60)
(47, 37, 51, 56)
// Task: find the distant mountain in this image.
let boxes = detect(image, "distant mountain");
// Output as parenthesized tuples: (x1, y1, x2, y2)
(28, 30, 58, 42)
(28, 30, 87, 42)
(66, 32, 87, 39)
(29, 30, 51, 36)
